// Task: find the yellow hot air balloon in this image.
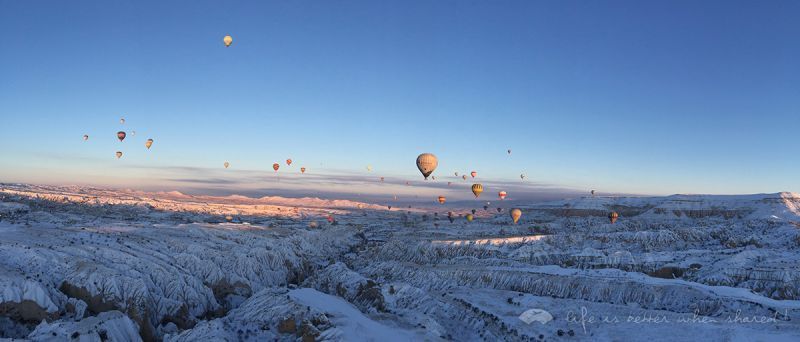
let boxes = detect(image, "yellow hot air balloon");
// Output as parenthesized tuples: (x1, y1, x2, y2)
(466, 214, 474, 222)
(224, 161, 230, 169)
(471, 184, 483, 198)
(437, 196, 446, 204)
(367, 165, 373, 172)
(223, 35, 233, 47)
(115, 151, 123, 159)
(510, 208, 522, 224)
(145, 139, 153, 149)
(416, 153, 438, 180)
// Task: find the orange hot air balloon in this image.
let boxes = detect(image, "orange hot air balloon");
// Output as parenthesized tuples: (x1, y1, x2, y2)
(510, 208, 522, 224)
(438, 196, 446, 204)
(471, 184, 483, 198)
(273, 163, 280, 172)
(145, 139, 154, 149)
(117, 131, 126, 141)
(498, 191, 507, 200)
(286, 159, 292, 166)
(223, 35, 233, 47)
(609, 211, 619, 224)
(300, 167, 306, 173)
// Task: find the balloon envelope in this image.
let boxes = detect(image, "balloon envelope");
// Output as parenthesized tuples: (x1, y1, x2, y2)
(145, 139, 153, 149)
(300, 167, 306, 173)
(415, 153, 438, 179)
(286, 159, 292, 166)
(438, 196, 446, 204)
(273, 163, 280, 171)
(498, 191, 507, 200)
(223, 35, 233, 47)
(471, 184, 483, 198)
(83, 135, 89, 141)
(224, 162, 230, 169)
(511, 208, 522, 224)
(115, 151, 123, 159)
(471, 171, 477, 178)
(466, 214, 474, 222)
(609, 212, 619, 224)
(117, 131, 126, 141)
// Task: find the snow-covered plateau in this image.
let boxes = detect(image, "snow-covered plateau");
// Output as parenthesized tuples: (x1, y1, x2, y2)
(1, 183, 799, 341)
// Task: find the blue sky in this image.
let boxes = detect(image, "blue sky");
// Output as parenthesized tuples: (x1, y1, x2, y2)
(1, 0, 798, 200)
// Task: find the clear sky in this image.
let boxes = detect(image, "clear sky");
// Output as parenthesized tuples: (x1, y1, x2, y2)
(1, 0, 798, 201)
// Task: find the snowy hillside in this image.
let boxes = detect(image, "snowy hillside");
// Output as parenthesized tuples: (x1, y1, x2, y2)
(1, 184, 799, 341)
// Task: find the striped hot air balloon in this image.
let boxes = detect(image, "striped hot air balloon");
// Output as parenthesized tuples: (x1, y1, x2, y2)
(498, 191, 507, 200)
(471, 184, 483, 198)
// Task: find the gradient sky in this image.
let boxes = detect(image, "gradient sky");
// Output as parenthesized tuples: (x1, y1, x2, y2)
(1, 0, 798, 201)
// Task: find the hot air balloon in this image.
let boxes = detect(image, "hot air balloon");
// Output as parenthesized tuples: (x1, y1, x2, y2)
(497, 207, 503, 213)
(510, 208, 522, 224)
(447, 182, 452, 186)
(286, 159, 292, 166)
(131, 130, 136, 136)
(591, 190, 596, 196)
(405, 181, 410, 186)
(367, 165, 373, 172)
(223, 35, 233, 47)
(466, 214, 474, 222)
(415, 153, 438, 179)
(498, 191, 507, 200)
(115, 151, 123, 159)
(470, 171, 477, 178)
(471, 184, 483, 198)
(301, 167, 306, 173)
(380, 177, 384, 182)
(447, 212, 455, 223)
(225, 215, 233, 222)
(454, 172, 459, 177)
(483, 205, 488, 211)
(471, 209, 476, 215)
(462, 175, 467, 180)
(117, 131, 126, 141)
(83, 135, 89, 141)
(609, 212, 619, 224)
(438, 196, 446, 204)
(388, 205, 392, 210)
(520, 174, 525, 180)
(431, 176, 436, 180)
(224, 162, 230, 169)
(120, 118, 125, 124)
(145, 139, 153, 149)
(507, 149, 511, 154)
(273, 163, 280, 172)
(327, 215, 334, 224)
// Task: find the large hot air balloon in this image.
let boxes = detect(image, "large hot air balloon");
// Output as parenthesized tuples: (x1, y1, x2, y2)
(117, 131, 126, 142)
(466, 214, 474, 222)
(498, 191, 507, 200)
(115, 151, 123, 159)
(470, 171, 477, 178)
(224, 162, 230, 169)
(510, 208, 522, 224)
(471, 184, 483, 198)
(286, 159, 292, 166)
(437, 196, 446, 204)
(223, 35, 233, 47)
(301, 167, 306, 173)
(415, 153, 438, 180)
(273, 163, 280, 172)
(609, 212, 619, 224)
(145, 139, 153, 149)
(83, 135, 89, 141)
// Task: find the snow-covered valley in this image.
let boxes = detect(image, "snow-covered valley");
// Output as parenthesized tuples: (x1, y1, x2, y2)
(1, 184, 799, 341)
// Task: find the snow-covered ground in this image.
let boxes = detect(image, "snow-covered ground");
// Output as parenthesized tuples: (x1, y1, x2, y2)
(1, 183, 799, 341)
